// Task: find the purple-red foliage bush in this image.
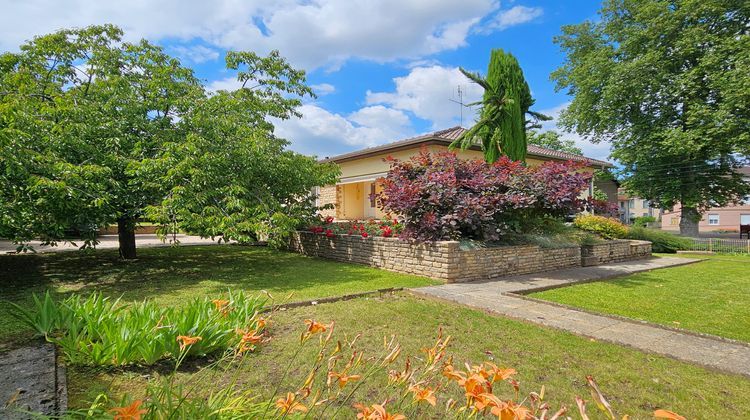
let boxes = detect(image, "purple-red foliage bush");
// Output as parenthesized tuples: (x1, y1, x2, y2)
(377, 150, 593, 241)
(586, 198, 620, 218)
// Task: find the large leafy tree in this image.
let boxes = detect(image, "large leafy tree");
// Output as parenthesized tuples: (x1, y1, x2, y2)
(451, 49, 549, 163)
(0, 26, 338, 258)
(552, 0, 750, 236)
(527, 130, 583, 155)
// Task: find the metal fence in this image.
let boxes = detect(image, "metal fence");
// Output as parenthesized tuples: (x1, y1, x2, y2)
(684, 237, 750, 254)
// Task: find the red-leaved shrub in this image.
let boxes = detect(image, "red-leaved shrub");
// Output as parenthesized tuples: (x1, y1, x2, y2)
(586, 198, 620, 218)
(376, 150, 592, 241)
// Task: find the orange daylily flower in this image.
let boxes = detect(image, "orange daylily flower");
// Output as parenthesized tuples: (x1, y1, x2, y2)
(354, 402, 406, 420)
(304, 319, 329, 334)
(176, 335, 202, 350)
(211, 299, 231, 316)
(275, 392, 308, 414)
(483, 363, 517, 383)
(211, 299, 229, 310)
(388, 358, 411, 384)
(328, 371, 362, 388)
(442, 364, 466, 382)
(460, 373, 492, 400)
(256, 317, 267, 329)
(490, 400, 531, 420)
(474, 392, 504, 412)
(235, 328, 264, 354)
(110, 400, 147, 420)
(420, 335, 451, 367)
(408, 384, 437, 406)
(654, 409, 686, 420)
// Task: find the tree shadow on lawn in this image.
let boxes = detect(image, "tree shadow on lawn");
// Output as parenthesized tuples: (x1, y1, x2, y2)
(0, 245, 411, 303)
(0, 245, 431, 350)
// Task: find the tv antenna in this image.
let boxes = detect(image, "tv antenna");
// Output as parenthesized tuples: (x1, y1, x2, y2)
(448, 85, 469, 127)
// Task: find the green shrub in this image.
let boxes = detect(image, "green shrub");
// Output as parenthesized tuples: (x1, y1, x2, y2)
(573, 214, 628, 239)
(626, 227, 692, 253)
(9, 290, 266, 366)
(632, 215, 657, 227)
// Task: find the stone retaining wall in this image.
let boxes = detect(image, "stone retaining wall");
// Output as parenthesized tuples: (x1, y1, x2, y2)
(456, 244, 581, 282)
(290, 232, 651, 283)
(581, 240, 652, 266)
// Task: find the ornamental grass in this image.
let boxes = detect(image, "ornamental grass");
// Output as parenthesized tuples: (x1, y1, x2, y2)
(9, 290, 267, 366)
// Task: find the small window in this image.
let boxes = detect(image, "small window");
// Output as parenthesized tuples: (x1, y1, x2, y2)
(670, 217, 679, 226)
(708, 214, 720, 225)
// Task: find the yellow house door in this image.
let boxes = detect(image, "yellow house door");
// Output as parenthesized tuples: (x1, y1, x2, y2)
(363, 181, 377, 219)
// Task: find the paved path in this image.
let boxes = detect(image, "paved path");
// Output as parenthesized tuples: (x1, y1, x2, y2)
(413, 257, 750, 378)
(0, 234, 222, 255)
(0, 342, 65, 419)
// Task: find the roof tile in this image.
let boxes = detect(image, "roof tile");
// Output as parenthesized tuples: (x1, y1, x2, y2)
(322, 126, 613, 167)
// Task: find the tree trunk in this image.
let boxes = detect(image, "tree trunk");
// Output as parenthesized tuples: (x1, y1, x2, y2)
(118, 217, 137, 259)
(679, 206, 701, 237)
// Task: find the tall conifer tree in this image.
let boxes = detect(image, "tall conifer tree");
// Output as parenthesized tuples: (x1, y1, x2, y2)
(451, 49, 546, 163)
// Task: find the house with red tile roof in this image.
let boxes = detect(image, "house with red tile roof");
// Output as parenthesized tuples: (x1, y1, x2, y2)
(317, 126, 615, 220)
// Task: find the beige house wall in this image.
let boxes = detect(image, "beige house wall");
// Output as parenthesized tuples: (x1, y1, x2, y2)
(618, 196, 660, 224)
(317, 186, 338, 218)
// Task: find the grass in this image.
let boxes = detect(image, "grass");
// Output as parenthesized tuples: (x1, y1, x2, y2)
(67, 293, 750, 418)
(529, 253, 750, 342)
(0, 245, 437, 350)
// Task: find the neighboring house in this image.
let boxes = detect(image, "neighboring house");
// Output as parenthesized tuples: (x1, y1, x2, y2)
(317, 126, 615, 220)
(617, 189, 662, 224)
(661, 167, 750, 233)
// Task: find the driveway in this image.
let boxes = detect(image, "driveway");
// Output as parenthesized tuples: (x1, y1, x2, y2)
(0, 234, 223, 254)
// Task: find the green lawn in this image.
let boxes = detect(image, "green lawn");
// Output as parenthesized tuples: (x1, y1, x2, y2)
(530, 253, 750, 342)
(67, 293, 750, 418)
(0, 245, 437, 350)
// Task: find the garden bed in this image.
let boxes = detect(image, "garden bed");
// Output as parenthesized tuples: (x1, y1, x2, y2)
(289, 232, 652, 282)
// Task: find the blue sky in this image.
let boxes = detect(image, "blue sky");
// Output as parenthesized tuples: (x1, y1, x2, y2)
(1, 0, 610, 161)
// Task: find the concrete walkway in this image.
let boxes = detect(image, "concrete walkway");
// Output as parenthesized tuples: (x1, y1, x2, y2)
(413, 257, 750, 378)
(0, 234, 223, 255)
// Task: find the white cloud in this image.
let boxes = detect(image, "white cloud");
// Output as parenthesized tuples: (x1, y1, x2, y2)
(170, 45, 220, 63)
(274, 104, 413, 157)
(311, 83, 336, 96)
(366, 65, 484, 129)
(349, 105, 411, 135)
(537, 102, 612, 162)
(0, 0, 505, 71)
(206, 77, 243, 92)
(484, 5, 543, 32)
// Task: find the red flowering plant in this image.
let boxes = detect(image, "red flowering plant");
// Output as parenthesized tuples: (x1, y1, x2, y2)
(306, 214, 334, 234)
(376, 150, 593, 241)
(306, 217, 403, 238)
